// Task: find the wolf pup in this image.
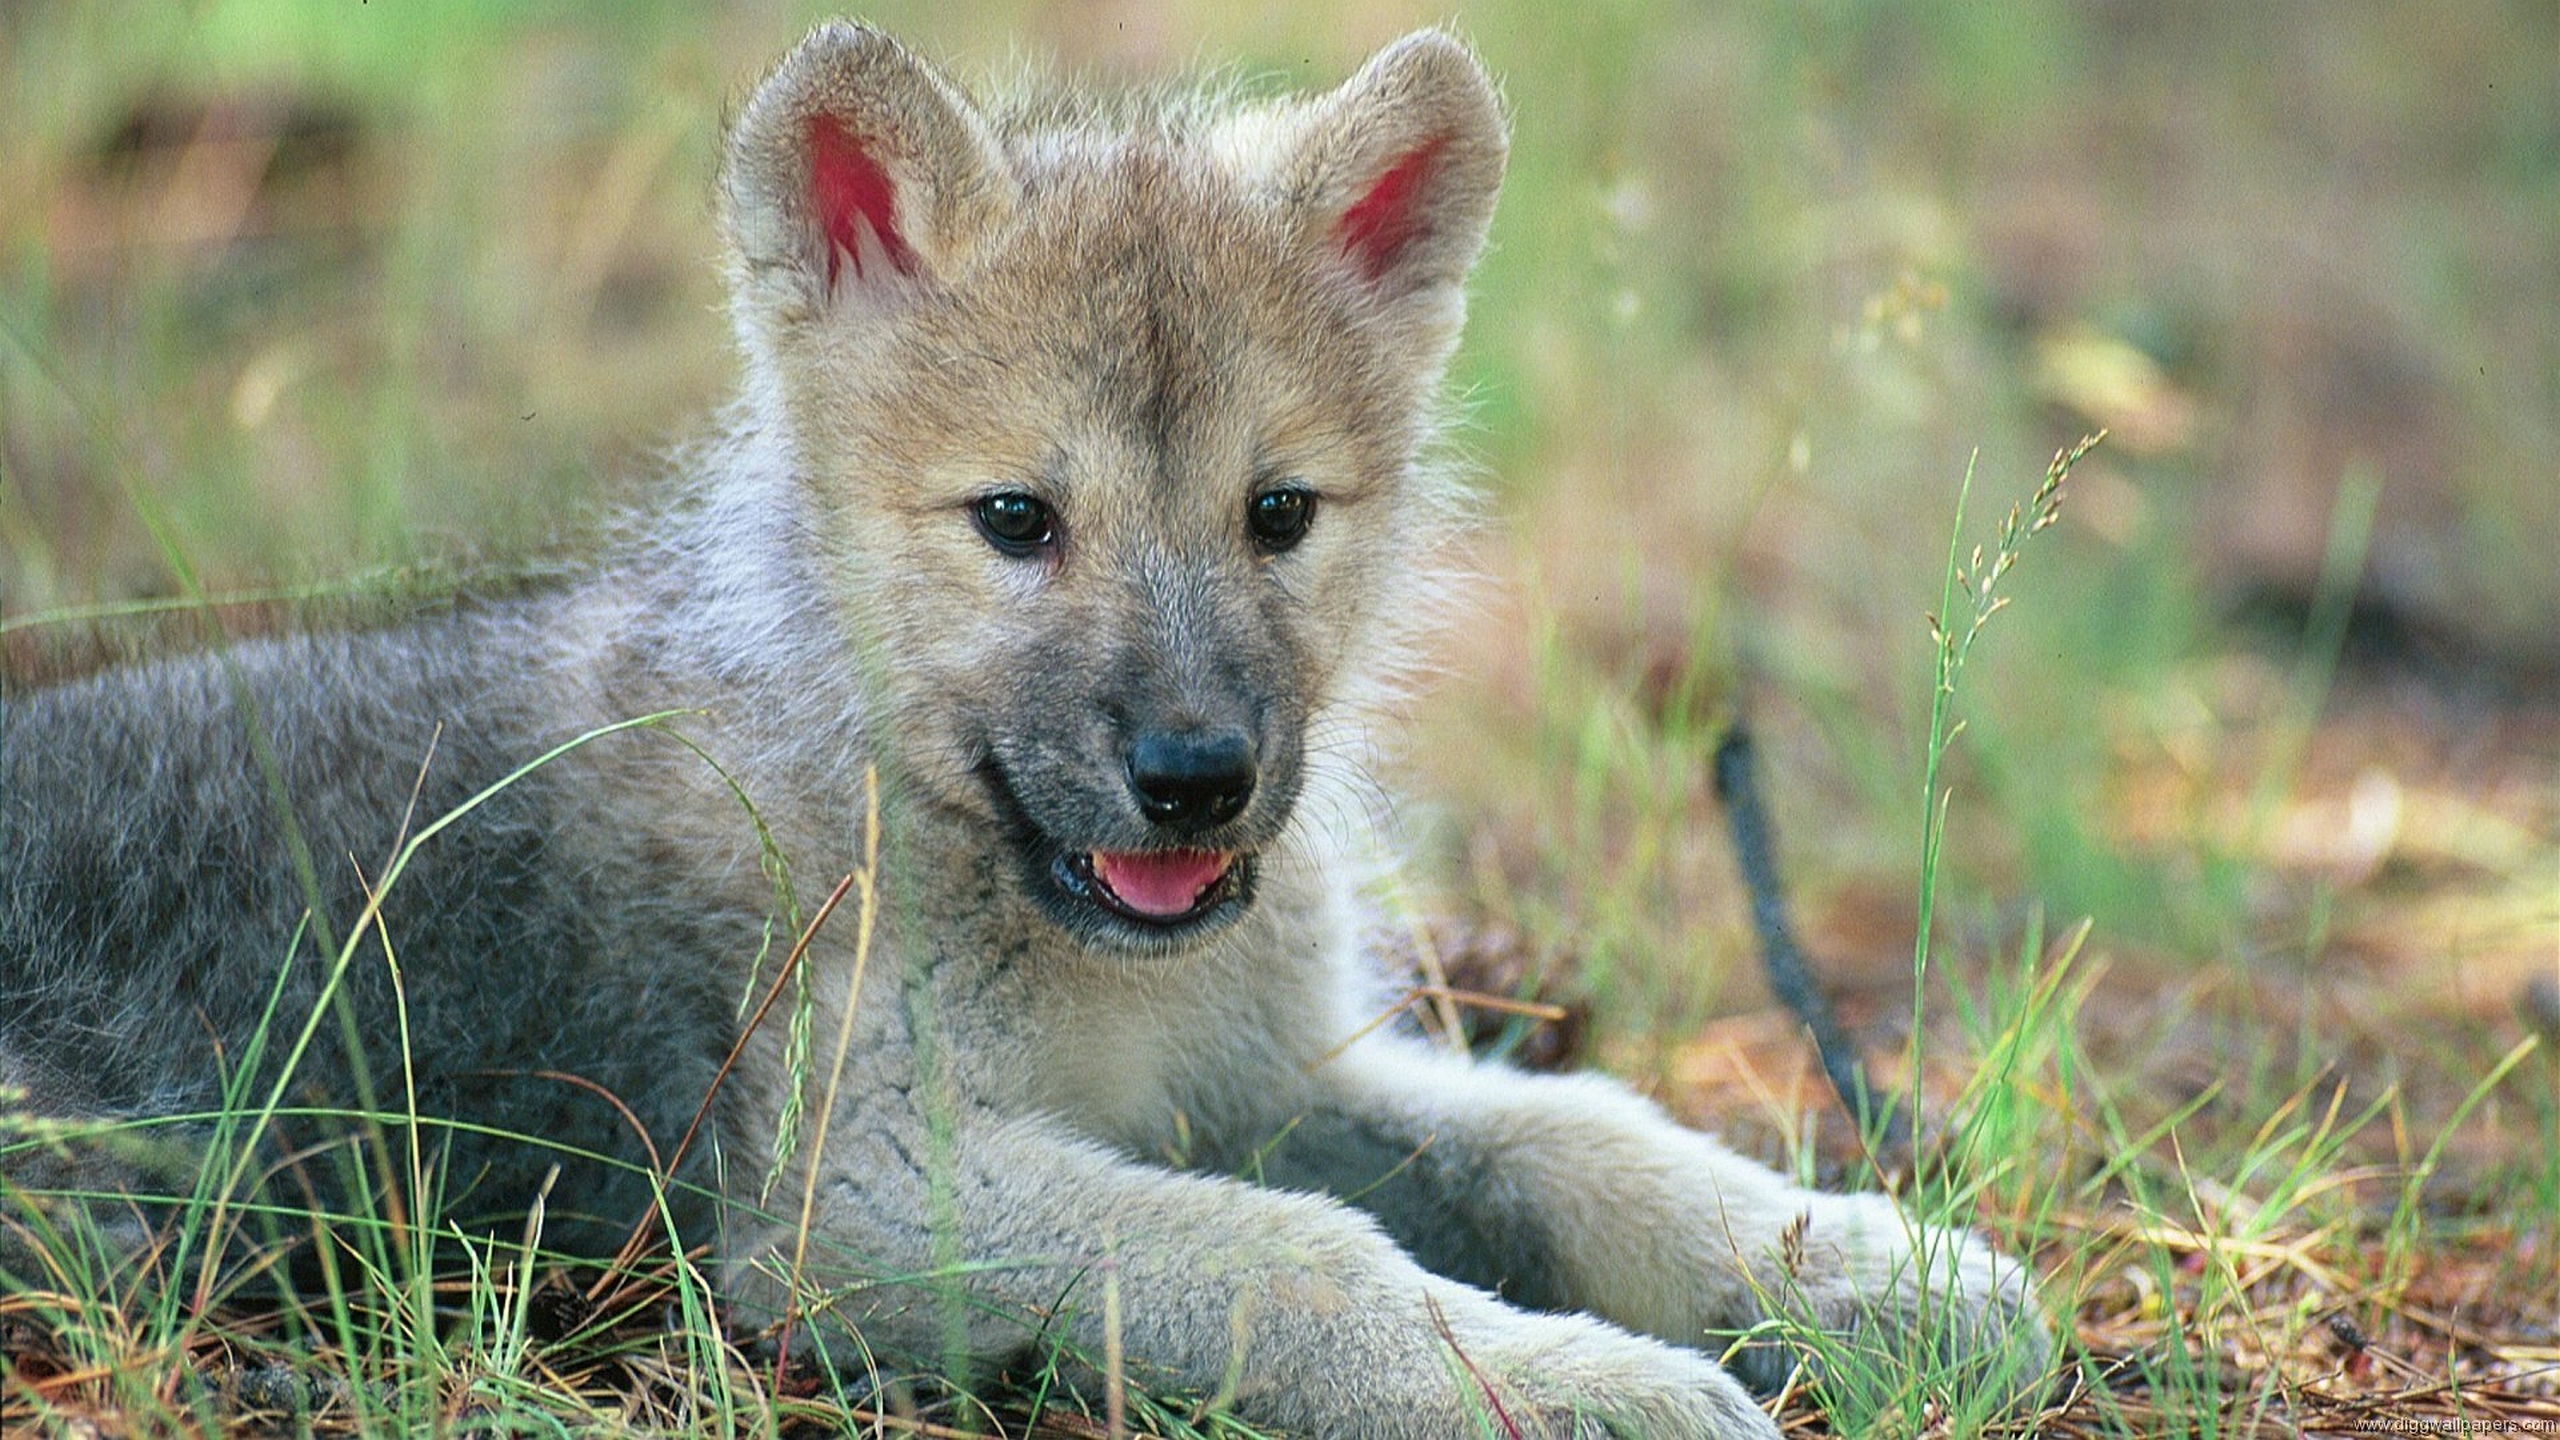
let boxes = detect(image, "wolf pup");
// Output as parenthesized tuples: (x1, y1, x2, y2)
(1, 22, 2048, 1437)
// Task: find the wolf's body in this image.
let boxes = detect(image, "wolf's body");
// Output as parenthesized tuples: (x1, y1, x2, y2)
(1, 25, 2045, 1437)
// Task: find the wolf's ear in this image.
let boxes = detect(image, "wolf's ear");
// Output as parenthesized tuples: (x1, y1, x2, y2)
(1261, 32, 1506, 312)
(721, 23, 1014, 332)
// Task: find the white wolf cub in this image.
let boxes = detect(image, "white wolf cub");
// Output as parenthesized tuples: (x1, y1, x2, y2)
(0, 22, 2047, 1437)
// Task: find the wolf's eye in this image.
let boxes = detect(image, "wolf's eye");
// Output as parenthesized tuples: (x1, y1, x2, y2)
(1248, 487, 1315, 553)
(972, 492, 1055, 555)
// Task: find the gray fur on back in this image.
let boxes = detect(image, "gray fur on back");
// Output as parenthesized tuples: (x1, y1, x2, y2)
(2, 591, 761, 1243)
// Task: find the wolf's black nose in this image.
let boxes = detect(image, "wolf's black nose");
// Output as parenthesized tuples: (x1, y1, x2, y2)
(1127, 729, 1256, 830)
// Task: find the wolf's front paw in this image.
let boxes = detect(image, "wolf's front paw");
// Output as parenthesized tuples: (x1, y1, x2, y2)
(1462, 1310, 1780, 1440)
(1726, 1194, 2050, 1410)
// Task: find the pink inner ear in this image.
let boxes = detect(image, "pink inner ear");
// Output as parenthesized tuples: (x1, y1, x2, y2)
(808, 115, 920, 285)
(1335, 135, 1450, 283)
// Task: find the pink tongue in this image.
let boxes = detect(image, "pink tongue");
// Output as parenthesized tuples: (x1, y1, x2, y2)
(1091, 850, 1231, 918)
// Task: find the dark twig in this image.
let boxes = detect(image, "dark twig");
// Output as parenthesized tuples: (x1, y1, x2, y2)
(1711, 721, 1912, 1159)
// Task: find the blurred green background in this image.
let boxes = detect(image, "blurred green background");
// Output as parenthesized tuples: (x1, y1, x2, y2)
(3, 0, 2554, 1081)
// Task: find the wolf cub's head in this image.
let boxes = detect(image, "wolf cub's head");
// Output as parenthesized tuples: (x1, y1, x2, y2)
(717, 24, 1504, 951)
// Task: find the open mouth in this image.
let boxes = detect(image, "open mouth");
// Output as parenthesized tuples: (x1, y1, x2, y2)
(975, 755, 1259, 942)
(1052, 848, 1246, 929)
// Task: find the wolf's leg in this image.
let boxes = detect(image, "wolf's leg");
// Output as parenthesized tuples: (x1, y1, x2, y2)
(728, 1114, 1777, 1439)
(1248, 1040, 2049, 1399)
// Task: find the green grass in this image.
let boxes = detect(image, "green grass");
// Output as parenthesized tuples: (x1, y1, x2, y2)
(6, 0, 2558, 1435)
